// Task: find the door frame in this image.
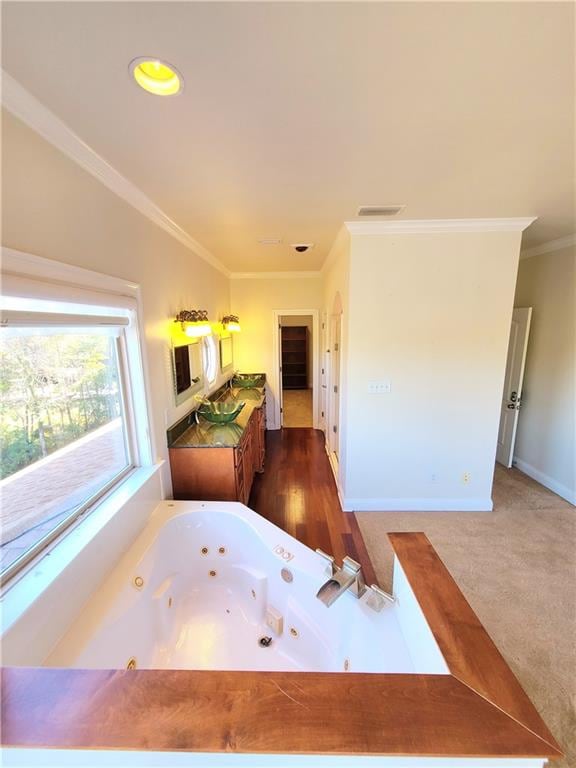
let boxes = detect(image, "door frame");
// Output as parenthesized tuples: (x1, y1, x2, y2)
(272, 309, 319, 430)
(326, 312, 342, 475)
(496, 306, 532, 467)
(318, 311, 328, 435)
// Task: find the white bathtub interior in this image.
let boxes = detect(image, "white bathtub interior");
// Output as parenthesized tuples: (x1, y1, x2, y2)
(6, 500, 448, 675)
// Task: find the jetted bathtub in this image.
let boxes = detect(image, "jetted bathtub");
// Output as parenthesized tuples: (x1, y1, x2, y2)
(44, 501, 447, 675)
(1, 500, 561, 768)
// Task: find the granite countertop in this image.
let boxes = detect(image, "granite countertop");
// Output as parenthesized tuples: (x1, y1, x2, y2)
(168, 380, 266, 449)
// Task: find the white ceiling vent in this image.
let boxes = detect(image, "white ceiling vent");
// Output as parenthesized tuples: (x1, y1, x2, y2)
(357, 205, 405, 217)
(258, 237, 283, 245)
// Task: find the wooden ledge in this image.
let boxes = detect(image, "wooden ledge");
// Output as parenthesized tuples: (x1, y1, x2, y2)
(1, 534, 562, 759)
(388, 532, 561, 753)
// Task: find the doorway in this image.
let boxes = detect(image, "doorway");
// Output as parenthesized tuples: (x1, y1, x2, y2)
(273, 310, 319, 429)
(496, 307, 532, 467)
(325, 292, 343, 475)
(327, 313, 341, 466)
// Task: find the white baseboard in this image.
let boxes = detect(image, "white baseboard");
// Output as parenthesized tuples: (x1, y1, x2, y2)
(324, 441, 347, 510)
(512, 457, 575, 505)
(342, 497, 494, 512)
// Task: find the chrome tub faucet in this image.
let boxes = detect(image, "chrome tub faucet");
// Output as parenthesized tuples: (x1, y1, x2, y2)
(315, 550, 367, 606)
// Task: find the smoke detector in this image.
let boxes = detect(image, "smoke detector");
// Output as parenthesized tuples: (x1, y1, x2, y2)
(290, 243, 315, 253)
(357, 205, 405, 217)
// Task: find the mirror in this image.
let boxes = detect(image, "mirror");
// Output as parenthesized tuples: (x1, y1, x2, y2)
(220, 336, 233, 371)
(174, 345, 192, 394)
(172, 341, 203, 406)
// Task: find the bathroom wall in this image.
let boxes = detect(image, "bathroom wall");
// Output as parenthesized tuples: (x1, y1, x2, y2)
(321, 226, 351, 495)
(332, 229, 522, 511)
(230, 275, 323, 427)
(513, 245, 575, 503)
(1, 110, 231, 496)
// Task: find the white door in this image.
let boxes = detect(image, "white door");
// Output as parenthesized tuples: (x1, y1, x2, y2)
(319, 313, 327, 434)
(278, 321, 284, 427)
(496, 307, 532, 467)
(328, 315, 341, 460)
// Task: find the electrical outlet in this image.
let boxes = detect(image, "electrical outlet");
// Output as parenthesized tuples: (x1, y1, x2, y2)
(431, 473, 439, 484)
(368, 381, 392, 394)
(462, 472, 471, 484)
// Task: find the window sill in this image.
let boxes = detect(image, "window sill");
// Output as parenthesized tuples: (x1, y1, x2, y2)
(1, 464, 163, 663)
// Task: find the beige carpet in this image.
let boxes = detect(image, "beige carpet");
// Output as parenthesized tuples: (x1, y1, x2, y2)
(283, 389, 313, 427)
(355, 465, 576, 766)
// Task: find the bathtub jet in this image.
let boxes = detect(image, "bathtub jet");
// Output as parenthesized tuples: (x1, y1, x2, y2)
(7, 501, 447, 675)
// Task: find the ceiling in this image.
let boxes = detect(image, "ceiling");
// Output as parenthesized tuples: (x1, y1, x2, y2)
(2, 1, 574, 272)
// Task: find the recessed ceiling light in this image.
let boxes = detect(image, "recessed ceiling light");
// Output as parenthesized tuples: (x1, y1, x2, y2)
(130, 57, 183, 96)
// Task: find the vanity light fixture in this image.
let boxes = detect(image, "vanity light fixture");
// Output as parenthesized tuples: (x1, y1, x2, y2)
(222, 315, 241, 333)
(175, 310, 211, 338)
(130, 57, 183, 96)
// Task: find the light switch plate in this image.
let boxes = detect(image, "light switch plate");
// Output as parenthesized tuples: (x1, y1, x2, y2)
(368, 381, 392, 394)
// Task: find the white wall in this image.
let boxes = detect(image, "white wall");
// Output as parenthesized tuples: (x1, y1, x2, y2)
(280, 315, 313, 388)
(1, 108, 537, 514)
(322, 227, 351, 495)
(230, 276, 323, 427)
(1, 111, 231, 496)
(513, 246, 575, 503)
(340, 230, 522, 511)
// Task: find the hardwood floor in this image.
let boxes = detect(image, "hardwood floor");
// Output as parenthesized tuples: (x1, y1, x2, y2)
(249, 427, 377, 585)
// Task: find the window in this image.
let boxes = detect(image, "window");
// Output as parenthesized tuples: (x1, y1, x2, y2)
(220, 335, 233, 371)
(0, 264, 151, 585)
(203, 333, 218, 386)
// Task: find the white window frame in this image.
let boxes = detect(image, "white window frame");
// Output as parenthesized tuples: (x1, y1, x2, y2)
(0, 247, 155, 587)
(202, 332, 218, 387)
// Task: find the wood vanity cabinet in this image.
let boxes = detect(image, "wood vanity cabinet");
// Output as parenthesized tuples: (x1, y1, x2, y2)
(240, 425, 253, 501)
(169, 403, 266, 505)
(255, 405, 266, 472)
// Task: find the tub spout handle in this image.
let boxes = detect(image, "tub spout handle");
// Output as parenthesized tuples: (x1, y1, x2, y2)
(316, 548, 336, 575)
(366, 584, 396, 612)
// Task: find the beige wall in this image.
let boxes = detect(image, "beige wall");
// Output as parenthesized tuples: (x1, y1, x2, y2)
(1, 111, 231, 495)
(2, 107, 541, 511)
(230, 276, 323, 427)
(341, 230, 522, 510)
(323, 227, 351, 324)
(513, 246, 575, 503)
(321, 226, 351, 492)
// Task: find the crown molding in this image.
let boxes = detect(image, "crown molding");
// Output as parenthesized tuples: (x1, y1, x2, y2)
(1, 70, 230, 278)
(320, 224, 351, 276)
(230, 271, 322, 279)
(520, 233, 576, 260)
(344, 217, 537, 235)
